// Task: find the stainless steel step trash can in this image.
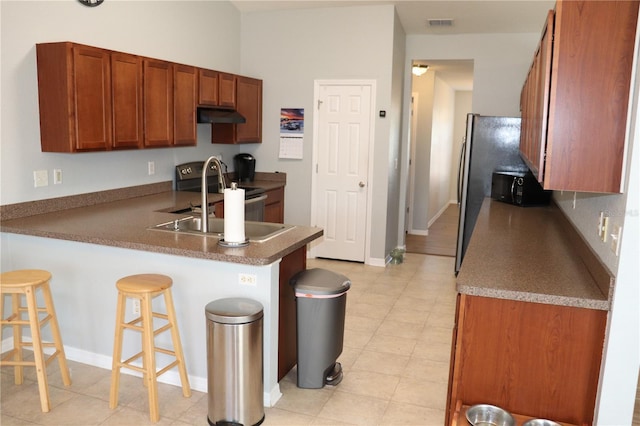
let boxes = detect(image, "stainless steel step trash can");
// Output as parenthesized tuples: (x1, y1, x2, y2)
(205, 298, 264, 426)
(290, 268, 351, 389)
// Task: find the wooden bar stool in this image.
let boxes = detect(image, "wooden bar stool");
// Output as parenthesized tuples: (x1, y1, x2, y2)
(109, 273, 191, 423)
(0, 269, 72, 412)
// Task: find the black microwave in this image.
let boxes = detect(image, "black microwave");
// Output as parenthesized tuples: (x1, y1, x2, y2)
(491, 171, 551, 207)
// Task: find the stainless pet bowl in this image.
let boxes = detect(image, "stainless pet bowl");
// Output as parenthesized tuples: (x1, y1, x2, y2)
(466, 404, 516, 426)
(522, 420, 561, 426)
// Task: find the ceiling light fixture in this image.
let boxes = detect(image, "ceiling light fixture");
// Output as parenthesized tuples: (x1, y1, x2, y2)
(412, 64, 429, 76)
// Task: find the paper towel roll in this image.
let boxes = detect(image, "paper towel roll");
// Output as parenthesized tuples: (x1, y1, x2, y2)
(224, 187, 245, 243)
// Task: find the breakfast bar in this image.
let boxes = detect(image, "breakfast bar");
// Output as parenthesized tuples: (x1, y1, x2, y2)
(0, 182, 323, 407)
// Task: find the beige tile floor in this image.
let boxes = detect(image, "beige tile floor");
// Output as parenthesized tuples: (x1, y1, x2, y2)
(1, 253, 457, 426)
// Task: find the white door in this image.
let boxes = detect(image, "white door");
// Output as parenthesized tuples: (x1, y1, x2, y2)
(311, 81, 374, 262)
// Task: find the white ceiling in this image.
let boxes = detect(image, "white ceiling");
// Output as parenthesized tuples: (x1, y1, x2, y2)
(230, 0, 555, 90)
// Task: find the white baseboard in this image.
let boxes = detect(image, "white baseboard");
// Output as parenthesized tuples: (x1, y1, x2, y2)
(1, 337, 276, 405)
(428, 201, 457, 228)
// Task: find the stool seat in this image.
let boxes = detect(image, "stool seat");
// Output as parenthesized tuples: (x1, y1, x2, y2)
(116, 274, 172, 293)
(0, 269, 51, 287)
(0, 269, 71, 413)
(110, 273, 190, 423)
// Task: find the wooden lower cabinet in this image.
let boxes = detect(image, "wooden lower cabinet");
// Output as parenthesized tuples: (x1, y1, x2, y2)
(265, 187, 285, 223)
(446, 294, 606, 426)
(278, 245, 306, 380)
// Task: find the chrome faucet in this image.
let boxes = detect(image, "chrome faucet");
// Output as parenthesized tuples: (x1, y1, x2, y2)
(201, 156, 226, 233)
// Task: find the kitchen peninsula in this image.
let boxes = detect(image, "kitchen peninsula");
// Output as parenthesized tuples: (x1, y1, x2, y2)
(0, 179, 322, 406)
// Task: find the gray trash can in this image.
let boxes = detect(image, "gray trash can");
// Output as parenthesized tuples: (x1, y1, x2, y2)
(205, 298, 264, 426)
(290, 268, 351, 389)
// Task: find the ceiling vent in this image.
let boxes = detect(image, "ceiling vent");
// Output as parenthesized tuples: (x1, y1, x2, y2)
(428, 19, 454, 27)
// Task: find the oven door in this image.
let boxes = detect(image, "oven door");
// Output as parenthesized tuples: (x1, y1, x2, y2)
(245, 194, 267, 222)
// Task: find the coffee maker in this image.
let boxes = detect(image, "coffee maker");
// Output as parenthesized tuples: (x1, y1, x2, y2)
(234, 153, 256, 182)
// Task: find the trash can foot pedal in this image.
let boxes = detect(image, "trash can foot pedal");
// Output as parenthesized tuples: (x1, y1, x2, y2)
(325, 362, 343, 386)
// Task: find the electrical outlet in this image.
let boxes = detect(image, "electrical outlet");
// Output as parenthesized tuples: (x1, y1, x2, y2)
(34, 170, 48, 188)
(238, 273, 257, 286)
(53, 169, 63, 184)
(148, 161, 155, 175)
(598, 212, 610, 242)
(610, 225, 622, 256)
(132, 299, 141, 316)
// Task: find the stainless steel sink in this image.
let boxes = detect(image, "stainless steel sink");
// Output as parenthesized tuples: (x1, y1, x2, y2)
(150, 216, 294, 243)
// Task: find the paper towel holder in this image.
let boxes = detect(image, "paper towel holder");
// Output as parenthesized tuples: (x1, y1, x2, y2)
(218, 238, 249, 248)
(218, 182, 250, 248)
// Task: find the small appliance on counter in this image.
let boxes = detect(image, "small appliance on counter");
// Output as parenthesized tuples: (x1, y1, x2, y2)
(234, 153, 256, 182)
(491, 170, 551, 207)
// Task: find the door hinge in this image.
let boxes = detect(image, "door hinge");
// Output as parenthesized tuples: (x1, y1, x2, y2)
(317, 100, 323, 110)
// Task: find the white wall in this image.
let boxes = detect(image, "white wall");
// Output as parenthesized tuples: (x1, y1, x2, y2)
(450, 91, 473, 201)
(0, 0, 243, 206)
(410, 72, 435, 231)
(428, 76, 456, 221)
(239, 4, 401, 261)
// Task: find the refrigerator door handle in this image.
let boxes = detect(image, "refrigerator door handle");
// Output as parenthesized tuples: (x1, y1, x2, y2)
(457, 138, 466, 204)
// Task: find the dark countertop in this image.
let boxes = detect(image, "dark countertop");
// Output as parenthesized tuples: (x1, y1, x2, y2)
(0, 177, 322, 266)
(456, 199, 612, 310)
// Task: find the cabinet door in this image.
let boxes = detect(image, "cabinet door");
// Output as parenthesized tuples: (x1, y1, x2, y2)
(218, 72, 236, 108)
(173, 64, 197, 146)
(111, 52, 143, 149)
(143, 59, 173, 147)
(520, 11, 554, 182)
(264, 187, 284, 223)
(73, 45, 112, 151)
(198, 68, 219, 106)
(544, 0, 638, 192)
(448, 294, 606, 425)
(235, 76, 263, 144)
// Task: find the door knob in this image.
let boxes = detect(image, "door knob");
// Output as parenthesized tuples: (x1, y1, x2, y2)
(359, 181, 365, 188)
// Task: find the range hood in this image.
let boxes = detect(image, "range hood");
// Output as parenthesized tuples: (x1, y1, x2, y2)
(197, 107, 246, 124)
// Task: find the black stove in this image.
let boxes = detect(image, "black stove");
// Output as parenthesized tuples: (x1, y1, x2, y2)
(175, 161, 265, 199)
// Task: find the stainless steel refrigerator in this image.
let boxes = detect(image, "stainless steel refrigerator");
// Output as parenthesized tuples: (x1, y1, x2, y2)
(455, 114, 528, 274)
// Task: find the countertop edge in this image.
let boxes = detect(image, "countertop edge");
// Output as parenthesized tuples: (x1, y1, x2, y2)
(457, 284, 610, 311)
(1, 224, 323, 266)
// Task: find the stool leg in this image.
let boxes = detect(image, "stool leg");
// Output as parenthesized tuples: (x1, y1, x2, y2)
(41, 282, 71, 386)
(141, 292, 159, 423)
(11, 293, 25, 385)
(25, 285, 50, 413)
(164, 290, 191, 397)
(109, 291, 126, 409)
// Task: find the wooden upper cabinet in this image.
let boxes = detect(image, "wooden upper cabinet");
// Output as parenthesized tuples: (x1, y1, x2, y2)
(212, 76, 263, 144)
(36, 42, 112, 152)
(173, 64, 197, 146)
(520, 0, 639, 193)
(236, 76, 263, 143)
(198, 69, 219, 106)
(143, 60, 197, 148)
(143, 59, 173, 147)
(218, 72, 237, 108)
(111, 52, 143, 149)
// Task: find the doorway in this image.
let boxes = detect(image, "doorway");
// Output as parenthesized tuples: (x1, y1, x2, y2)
(405, 60, 473, 256)
(310, 80, 376, 263)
